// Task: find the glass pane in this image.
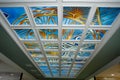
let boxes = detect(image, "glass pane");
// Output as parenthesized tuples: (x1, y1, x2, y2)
(75, 58, 87, 63)
(24, 42, 40, 50)
(29, 51, 43, 57)
(71, 69, 79, 73)
(62, 58, 73, 63)
(69, 73, 76, 77)
(62, 29, 83, 40)
(0, 7, 29, 25)
(73, 63, 84, 68)
(77, 52, 91, 58)
(33, 57, 46, 62)
(61, 63, 71, 67)
(63, 7, 90, 25)
(14, 29, 36, 40)
(80, 43, 96, 50)
(37, 62, 47, 66)
(62, 42, 79, 51)
(30, 6, 58, 25)
(61, 52, 75, 58)
(39, 29, 58, 39)
(48, 58, 59, 63)
(92, 7, 120, 25)
(85, 29, 108, 40)
(61, 69, 69, 74)
(49, 63, 59, 66)
(46, 51, 59, 57)
(43, 42, 58, 49)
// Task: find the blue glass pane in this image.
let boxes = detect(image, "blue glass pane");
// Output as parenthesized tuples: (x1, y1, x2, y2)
(43, 42, 58, 49)
(61, 52, 75, 58)
(39, 29, 58, 39)
(62, 58, 73, 63)
(46, 51, 59, 57)
(92, 7, 120, 25)
(39, 66, 49, 70)
(49, 63, 59, 66)
(75, 58, 87, 63)
(30, 6, 58, 25)
(77, 52, 91, 57)
(71, 69, 79, 73)
(33, 57, 45, 62)
(73, 63, 84, 68)
(85, 29, 108, 40)
(29, 51, 43, 58)
(62, 42, 78, 50)
(61, 69, 69, 77)
(62, 29, 83, 40)
(14, 29, 35, 40)
(69, 73, 76, 77)
(63, 7, 90, 25)
(37, 62, 47, 66)
(0, 7, 29, 25)
(80, 43, 96, 50)
(24, 42, 40, 50)
(48, 58, 59, 63)
(61, 63, 71, 67)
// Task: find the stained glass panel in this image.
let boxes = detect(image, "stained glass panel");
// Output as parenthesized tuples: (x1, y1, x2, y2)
(0, 7, 29, 25)
(62, 42, 79, 51)
(61, 52, 75, 58)
(49, 63, 59, 66)
(37, 62, 47, 66)
(48, 58, 59, 63)
(24, 42, 40, 50)
(92, 7, 120, 25)
(39, 29, 58, 39)
(73, 63, 84, 68)
(80, 43, 96, 50)
(30, 6, 58, 25)
(29, 51, 43, 58)
(43, 42, 58, 49)
(62, 58, 73, 63)
(14, 29, 36, 40)
(63, 7, 90, 25)
(62, 29, 83, 40)
(85, 29, 108, 40)
(46, 51, 59, 57)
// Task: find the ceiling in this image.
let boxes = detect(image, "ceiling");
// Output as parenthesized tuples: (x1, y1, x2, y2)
(0, 0, 120, 80)
(96, 64, 120, 79)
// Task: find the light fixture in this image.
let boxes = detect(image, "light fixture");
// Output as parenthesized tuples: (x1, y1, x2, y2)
(111, 74, 115, 76)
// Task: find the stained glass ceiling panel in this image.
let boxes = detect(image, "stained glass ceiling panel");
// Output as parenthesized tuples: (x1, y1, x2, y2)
(63, 7, 90, 25)
(14, 29, 36, 40)
(62, 29, 83, 40)
(92, 7, 120, 25)
(30, 6, 58, 25)
(0, 7, 30, 26)
(38, 29, 58, 40)
(0, 1, 120, 78)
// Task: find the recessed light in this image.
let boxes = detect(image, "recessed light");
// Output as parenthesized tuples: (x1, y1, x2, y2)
(104, 78, 107, 80)
(10, 73, 14, 76)
(111, 74, 115, 76)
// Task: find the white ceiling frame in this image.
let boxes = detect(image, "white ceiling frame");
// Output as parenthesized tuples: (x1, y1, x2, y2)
(57, 0, 63, 77)
(63, 0, 120, 2)
(24, 6, 54, 77)
(67, 5, 97, 77)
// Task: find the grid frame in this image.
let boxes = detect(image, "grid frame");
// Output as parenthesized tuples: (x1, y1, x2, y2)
(0, 1, 120, 78)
